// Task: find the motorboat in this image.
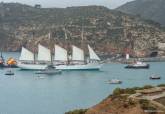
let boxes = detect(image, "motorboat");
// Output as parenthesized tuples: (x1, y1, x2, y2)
(108, 79, 122, 84)
(5, 70, 14, 75)
(125, 61, 149, 69)
(35, 65, 62, 75)
(150, 75, 161, 80)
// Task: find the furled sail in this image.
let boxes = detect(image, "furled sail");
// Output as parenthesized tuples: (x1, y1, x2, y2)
(72, 45, 84, 61)
(38, 44, 51, 61)
(126, 54, 130, 60)
(54, 45, 67, 61)
(88, 45, 100, 61)
(19, 47, 34, 61)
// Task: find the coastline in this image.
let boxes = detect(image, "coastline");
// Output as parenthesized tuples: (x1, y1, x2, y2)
(106, 57, 165, 64)
(66, 84, 165, 114)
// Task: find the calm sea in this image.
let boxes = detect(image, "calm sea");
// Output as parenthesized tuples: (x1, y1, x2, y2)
(0, 52, 164, 114)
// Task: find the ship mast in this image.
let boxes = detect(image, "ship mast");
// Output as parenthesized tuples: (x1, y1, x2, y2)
(64, 27, 70, 65)
(32, 29, 36, 64)
(49, 30, 54, 65)
(81, 26, 87, 64)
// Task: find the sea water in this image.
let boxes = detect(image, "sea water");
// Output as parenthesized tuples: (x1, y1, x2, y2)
(0, 52, 164, 114)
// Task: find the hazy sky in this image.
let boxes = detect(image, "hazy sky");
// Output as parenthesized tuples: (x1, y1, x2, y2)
(1, 0, 134, 9)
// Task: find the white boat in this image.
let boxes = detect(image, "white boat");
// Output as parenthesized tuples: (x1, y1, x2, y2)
(17, 44, 102, 70)
(108, 79, 122, 84)
(125, 61, 149, 69)
(150, 75, 161, 80)
(5, 70, 14, 75)
(35, 65, 62, 75)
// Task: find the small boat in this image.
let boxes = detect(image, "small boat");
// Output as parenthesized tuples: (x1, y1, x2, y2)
(150, 75, 161, 80)
(125, 61, 149, 69)
(107, 79, 122, 84)
(5, 70, 15, 75)
(35, 65, 62, 75)
(36, 76, 46, 79)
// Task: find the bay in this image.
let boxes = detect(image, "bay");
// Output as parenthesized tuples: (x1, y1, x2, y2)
(0, 52, 164, 114)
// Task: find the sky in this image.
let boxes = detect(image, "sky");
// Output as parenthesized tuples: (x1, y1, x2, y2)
(1, 0, 134, 9)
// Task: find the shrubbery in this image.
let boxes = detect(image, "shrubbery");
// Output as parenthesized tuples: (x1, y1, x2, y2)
(143, 85, 154, 89)
(139, 99, 156, 112)
(157, 84, 165, 87)
(65, 109, 87, 114)
(113, 87, 136, 96)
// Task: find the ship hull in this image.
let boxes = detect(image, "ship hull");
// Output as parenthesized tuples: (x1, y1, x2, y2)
(55, 63, 102, 70)
(17, 63, 102, 70)
(125, 64, 149, 69)
(17, 63, 48, 70)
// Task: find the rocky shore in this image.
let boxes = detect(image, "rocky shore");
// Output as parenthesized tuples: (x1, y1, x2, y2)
(66, 84, 165, 114)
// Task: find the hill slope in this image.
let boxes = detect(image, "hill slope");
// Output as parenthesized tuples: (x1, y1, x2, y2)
(0, 3, 165, 57)
(117, 0, 165, 26)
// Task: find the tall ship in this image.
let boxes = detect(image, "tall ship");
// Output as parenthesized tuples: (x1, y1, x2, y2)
(17, 44, 102, 70)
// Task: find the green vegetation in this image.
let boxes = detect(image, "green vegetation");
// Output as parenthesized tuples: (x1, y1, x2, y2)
(112, 84, 164, 97)
(112, 87, 136, 96)
(139, 99, 157, 113)
(112, 84, 165, 96)
(142, 85, 154, 89)
(131, 85, 154, 90)
(65, 109, 87, 114)
(157, 84, 165, 87)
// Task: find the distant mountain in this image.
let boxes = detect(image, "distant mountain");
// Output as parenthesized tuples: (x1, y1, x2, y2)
(0, 3, 165, 57)
(117, 0, 165, 26)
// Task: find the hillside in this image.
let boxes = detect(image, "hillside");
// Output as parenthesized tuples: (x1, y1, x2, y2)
(0, 3, 165, 57)
(117, 0, 165, 27)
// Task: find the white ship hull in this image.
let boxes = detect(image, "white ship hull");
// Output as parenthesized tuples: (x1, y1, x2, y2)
(17, 63, 102, 70)
(17, 63, 48, 70)
(55, 63, 102, 70)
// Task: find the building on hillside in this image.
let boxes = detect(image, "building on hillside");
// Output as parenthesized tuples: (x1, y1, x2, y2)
(158, 43, 165, 50)
(34, 4, 41, 8)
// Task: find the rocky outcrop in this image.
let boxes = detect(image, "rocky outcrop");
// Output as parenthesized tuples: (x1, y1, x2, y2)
(66, 85, 165, 114)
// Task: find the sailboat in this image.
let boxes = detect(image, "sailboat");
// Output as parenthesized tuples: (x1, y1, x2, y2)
(17, 44, 51, 70)
(17, 44, 102, 70)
